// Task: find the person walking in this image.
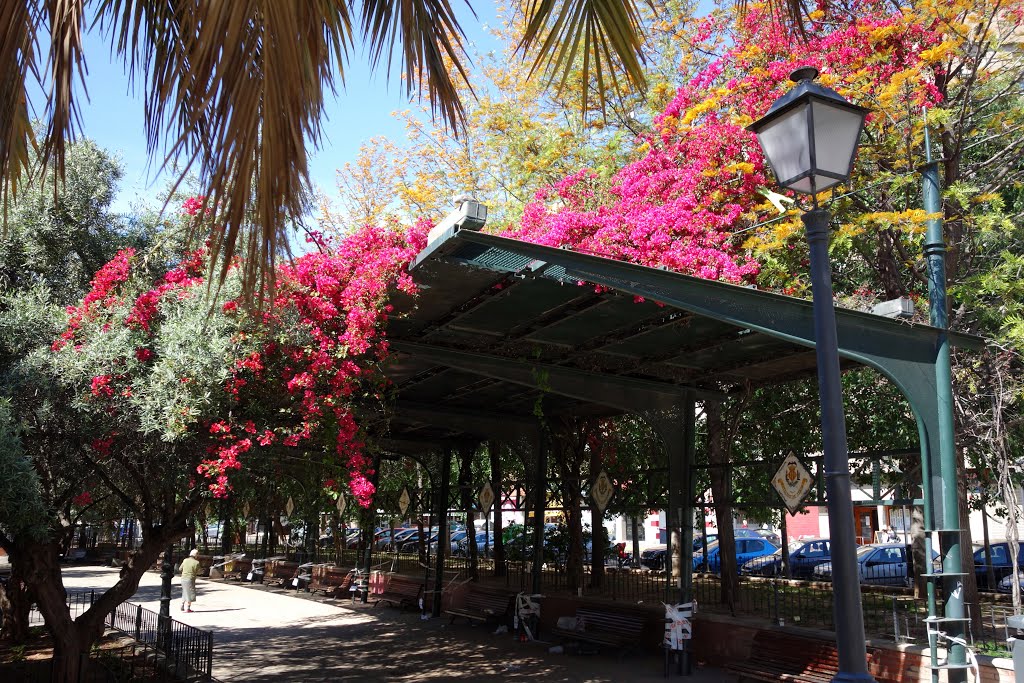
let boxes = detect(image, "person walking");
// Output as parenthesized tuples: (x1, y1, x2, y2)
(179, 548, 202, 612)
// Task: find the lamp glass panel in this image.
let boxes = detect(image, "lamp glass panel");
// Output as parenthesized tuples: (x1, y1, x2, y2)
(755, 104, 810, 187)
(811, 100, 865, 177)
(812, 174, 843, 192)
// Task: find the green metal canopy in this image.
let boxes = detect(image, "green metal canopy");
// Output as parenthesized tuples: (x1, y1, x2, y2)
(376, 222, 982, 609)
(387, 226, 978, 511)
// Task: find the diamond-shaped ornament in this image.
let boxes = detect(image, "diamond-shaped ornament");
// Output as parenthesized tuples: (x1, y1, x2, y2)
(285, 496, 295, 517)
(336, 494, 347, 515)
(772, 451, 812, 515)
(478, 482, 495, 514)
(398, 487, 411, 516)
(591, 470, 614, 512)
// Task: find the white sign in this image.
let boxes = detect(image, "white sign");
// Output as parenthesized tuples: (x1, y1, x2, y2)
(398, 487, 411, 516)
(336, 494, 347, 515)
(479, 482, 495, 514)
(591, 470, 614, 512)
(772, 451, 813, 515)
(285, 496, 295, 517)
(664, 602, 694, 649)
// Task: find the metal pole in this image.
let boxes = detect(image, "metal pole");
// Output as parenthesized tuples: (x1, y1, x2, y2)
(922, 145, 967, 681)
(802, 208, 876, 683)
(432, 448, 452, 618)
(159, 544, 173, 651)
(681, 390, 696, 606)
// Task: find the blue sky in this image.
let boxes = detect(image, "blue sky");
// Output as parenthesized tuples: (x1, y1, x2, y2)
(30, 6, 501, 214)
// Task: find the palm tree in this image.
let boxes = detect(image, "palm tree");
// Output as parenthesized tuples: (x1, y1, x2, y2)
(1, 0, 649, 303)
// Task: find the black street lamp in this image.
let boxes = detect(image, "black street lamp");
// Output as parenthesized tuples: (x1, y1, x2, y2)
(749, 67, 876, 683)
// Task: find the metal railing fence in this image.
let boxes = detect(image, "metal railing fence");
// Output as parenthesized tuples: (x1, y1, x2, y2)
(107, 601, 213, 681)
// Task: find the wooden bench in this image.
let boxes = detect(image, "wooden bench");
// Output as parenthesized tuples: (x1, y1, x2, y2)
(222, 557, 252, 581)
(308, 565, 355, 597)
(726, 630, 840, 683)
(372, 574, 424, 610)
(552, 606, 646, 656)
(444, 585, 515, 625)
(262, 560, 299, 587)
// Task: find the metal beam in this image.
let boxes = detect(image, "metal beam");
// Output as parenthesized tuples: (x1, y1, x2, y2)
(394, 401, 539, 441)
(391, 340, 723, 413)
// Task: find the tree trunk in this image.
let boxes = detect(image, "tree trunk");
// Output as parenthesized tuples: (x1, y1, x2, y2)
(631, 516, 641, 565)
(0, 557, 33, 642)
(589, 445, 605, 589)
(488, 440, 505, 577)
(19, 516, 190, 683)
(911, 502, 927, 598)
(706, 403, 737, 610)
(956, 461, 982, 636)
(564, 495, 584, 592)
(458, 445, 479, 581)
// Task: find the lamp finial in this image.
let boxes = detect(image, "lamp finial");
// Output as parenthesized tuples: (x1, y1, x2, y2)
(790, 66, 819, 83)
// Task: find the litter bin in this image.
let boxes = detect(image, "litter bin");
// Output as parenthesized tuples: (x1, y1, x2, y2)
(1007, 614, 1024, 679)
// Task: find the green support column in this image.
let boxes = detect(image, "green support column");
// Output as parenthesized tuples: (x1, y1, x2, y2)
(649, 393, 698, 606)
(681, 391, 696, 606)
(432, 448, 452, 617)
(922, 137, 967, 681)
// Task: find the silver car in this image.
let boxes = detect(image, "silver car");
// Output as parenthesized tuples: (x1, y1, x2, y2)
(813, 543, 915, 586)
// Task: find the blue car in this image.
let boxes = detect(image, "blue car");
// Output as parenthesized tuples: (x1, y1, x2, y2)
(741, 538, 831, 579)
(974, 543, 1024, 590)
(695, 537, 779, 573)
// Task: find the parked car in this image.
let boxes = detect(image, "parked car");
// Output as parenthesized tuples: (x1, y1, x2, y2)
(997, 571, 1024, 594)
(640, 544, 668, 570)
(755, 528, 783, 547)
(694, 538, 778, 574)
(812, 543, 938, 587)
(741, 539, 831, 578)
(973, 542, 1024, 590)
(641, 530, 761, 571)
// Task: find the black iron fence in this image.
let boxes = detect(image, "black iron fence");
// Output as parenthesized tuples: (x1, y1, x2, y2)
(28, 589, 96, 627)
(107, 601, 214, 681)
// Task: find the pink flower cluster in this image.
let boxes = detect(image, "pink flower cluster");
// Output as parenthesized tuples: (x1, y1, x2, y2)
(196, 222, 428, 506)
(52, 249, 135, 351)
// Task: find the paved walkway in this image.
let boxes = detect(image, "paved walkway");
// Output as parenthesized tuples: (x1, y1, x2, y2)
(61, 566, 736, 682)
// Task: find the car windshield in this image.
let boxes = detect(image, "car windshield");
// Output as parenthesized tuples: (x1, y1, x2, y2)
(856, 545, 877, 557)
(703, 541, 720, 553)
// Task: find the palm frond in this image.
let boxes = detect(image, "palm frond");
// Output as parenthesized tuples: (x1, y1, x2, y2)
(100, 0, 354, 306)
(0, 0, 40, 216)
(358, 0, 474, 132)
(40, 0, 88, 185)
(519, 0, 648, 114)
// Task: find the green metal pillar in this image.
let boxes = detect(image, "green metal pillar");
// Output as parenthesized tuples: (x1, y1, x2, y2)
(922, 133, 968, 681)
(681, 391, 697, 606)
(432, 448, 452, 617)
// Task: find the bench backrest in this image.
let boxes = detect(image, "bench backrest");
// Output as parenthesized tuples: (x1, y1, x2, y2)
(463, 589, 514, 614)
(385, 575, 424, 597)
(576, 608, 646, 636)
(749, 631, 838, 667)
(267, 561, 299, 578)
